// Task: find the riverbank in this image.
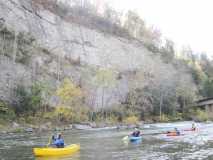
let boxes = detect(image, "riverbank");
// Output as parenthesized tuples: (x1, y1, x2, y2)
(0, 119, 205, 134)
(0, 120, 147, 134)
(0, 111, 208, 134)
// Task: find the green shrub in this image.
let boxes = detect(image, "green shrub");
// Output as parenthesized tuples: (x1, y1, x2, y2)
(18, 117, 26, 124)
(195, 109, 208, 121)
(53, 105, 89, 123)
(13, 128, 24, 133)
(159, 114, 170, 122)
(25, 116, 38, 124)
(13, 83, 43, 116)
(0, 101, 15, 120)
(43, 111, 55, 120)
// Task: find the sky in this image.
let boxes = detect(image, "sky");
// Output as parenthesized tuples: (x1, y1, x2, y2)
(104, 0, 213, 57)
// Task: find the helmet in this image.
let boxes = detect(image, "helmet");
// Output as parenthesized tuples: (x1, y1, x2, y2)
(58, 133, 62, 138)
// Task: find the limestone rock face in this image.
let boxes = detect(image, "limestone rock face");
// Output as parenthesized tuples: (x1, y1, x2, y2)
(0, 0, 153, 70)
(0, 0, 196, 109)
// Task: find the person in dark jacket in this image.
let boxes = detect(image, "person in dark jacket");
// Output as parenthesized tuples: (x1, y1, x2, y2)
(192, 123, 196, 131)
(174, 128, 180, 135)
(132, 128, 141, 137)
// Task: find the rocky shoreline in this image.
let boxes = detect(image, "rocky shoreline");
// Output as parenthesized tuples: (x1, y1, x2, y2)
(0, 121, 145, 134)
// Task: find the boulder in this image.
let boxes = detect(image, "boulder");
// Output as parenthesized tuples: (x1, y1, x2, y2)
(116, 125, 128, 130)
(39, 125, 48, 131)
(136, 121, 144, 128)
(96, 123, 107, 128)
(24, 128, 33, 132)
(73, 124, 92, 130)
(66, 124, 73, 130)
(12, 122, 19, 128)
(87, 122, 97, 128)
(0, 131, 7, 134)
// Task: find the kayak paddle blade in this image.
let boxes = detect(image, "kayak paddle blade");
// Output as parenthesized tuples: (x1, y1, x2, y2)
(122, 136, 129, 141)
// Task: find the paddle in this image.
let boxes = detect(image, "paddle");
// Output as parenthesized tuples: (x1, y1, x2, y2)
(122, 135, 129, 141)
(46, 135, 52, 147)
(140, 132, 168, 136)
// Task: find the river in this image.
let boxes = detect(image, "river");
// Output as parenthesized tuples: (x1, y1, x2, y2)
(1, 121, 213, 160)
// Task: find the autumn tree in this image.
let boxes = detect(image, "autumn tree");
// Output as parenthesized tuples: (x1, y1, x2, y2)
(56, 78, 82, 105)
(55, 78, 86, 122)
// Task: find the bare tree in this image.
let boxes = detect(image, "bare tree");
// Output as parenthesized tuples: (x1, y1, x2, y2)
(12, 30, 17, 63)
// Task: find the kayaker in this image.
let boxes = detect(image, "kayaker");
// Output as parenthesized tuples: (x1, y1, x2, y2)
(174, 128, 180, 136)
(192, 123, 196, 131)
(52, 133, 65, 148)
(131, 128, 141, 137)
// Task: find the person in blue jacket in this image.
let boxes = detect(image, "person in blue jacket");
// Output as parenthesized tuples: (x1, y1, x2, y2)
(52, 133, 65, 148)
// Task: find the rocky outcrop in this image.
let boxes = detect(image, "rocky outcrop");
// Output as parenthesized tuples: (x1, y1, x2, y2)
(72, 124, 92, 130)
(0, 0, 151, 70)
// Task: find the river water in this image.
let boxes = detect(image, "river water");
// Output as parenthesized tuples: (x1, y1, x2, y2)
(1, 121, 213, 160)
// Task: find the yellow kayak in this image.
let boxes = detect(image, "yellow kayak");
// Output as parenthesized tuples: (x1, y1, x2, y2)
(33, 144, 80, 157)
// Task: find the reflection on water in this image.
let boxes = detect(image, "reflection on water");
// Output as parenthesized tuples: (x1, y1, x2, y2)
(35, 153, 80, 160)
(1, 121, 213, 160)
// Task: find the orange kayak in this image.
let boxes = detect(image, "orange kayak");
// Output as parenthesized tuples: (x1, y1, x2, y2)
(166, 132, 184, 136)
(183, 128, 196, 131)
(167, 132, 178, 136)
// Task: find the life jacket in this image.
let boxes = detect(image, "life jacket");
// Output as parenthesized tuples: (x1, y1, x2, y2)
(53, 138, 64, 148)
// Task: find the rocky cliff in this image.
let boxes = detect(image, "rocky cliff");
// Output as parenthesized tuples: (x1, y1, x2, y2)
(0, 0, 197, 110)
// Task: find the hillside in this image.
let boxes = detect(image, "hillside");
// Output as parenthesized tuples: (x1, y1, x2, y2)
(0, 0, 211, 125)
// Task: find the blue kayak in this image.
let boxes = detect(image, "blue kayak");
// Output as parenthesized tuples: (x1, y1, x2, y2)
(129, 136, 142, 142)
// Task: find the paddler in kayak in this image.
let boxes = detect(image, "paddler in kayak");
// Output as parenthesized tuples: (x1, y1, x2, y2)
(131, 128, 141, 137)
(51, 133, 65, 148)
(166, 127, 181, 136)
(174, 128, 180, 135)
(192, 123, 196, 131)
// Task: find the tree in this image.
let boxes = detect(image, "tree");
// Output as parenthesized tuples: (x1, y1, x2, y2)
(93, 68, 117, 112)
(103, 4, 121, 26)
(190, 61, 207, 86)
(124, 87, 153, 120)
(140, 26, 162, 52)
(175, 76, 197, 116)
(56, 78, 82, 104)
(12, 83, 43, 116)
(124, 10, 145, 38)
(202, 79, 213, 97)
(55, 78, 86, 122)
(160, 39, 175, 63)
